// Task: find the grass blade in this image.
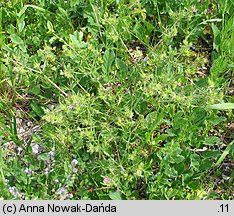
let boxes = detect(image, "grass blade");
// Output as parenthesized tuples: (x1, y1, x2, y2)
(214, 141, 234, 167)
(207, 103, 234, 110)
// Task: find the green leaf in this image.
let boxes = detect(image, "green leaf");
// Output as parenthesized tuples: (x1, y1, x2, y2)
(187, 181, 199, 190)
(29, 85, 41, 96)
(38, 153, 49, 161)
(70, 0, 81, 7)
(214, 141, 234, 167)
(58, 7, 68, 17)
(145, 111, 164, 129)
(208, 116, 226, 125)
(204, 136, 220, 146)
(134, 94, 148, 115)
(70, 34, 79, 47)
(30, 101, 44, 117)
(133, 22, 146, 42)
(17, 17, 25, 32)
(18, 5, 53, 17)
(19, 43, 27, 52)
(190, 154, 200, 171)
(47, 21, 54, 33)
(207, 103, 234, 110)
(26, 5, 47, 13)
(211, 23, 221, 52)
(165, 166, 178, 178)
(133, 20, 154, 44)
(115, 58, 128, 79)
(200, 158, 213, 171)
(172, 155, 185, 164)
(202, 150, 220, 159)
(69, 31, 87, 48)
(108, 191, 122, 200)
(202, 19, 222, 24)
(10, 34, 23, 44)
(211, 23, 220, 38)
(174, 163, 185, 175)
(192, 108, 206, 125)
(18, 6, 27, 17)
(102, 49, 115, 73)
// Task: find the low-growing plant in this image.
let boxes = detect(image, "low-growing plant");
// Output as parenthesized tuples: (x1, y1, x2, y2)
(0, 0, 233, 200)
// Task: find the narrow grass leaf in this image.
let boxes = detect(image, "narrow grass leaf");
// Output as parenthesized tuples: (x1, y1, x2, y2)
(214, 141, 234, 167)
(207, 103, 234, 110)
(17, 6, 27, 17)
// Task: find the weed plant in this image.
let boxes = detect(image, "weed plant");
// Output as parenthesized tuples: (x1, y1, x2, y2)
(0, 0, 233, 199)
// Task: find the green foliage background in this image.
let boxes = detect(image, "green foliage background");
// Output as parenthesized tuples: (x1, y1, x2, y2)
(0, 0, 233, 200)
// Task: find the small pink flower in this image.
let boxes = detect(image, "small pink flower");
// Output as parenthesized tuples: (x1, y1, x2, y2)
(69, 104, 75, 110)
(103, 178, 109, 184)
(193, 7, 198, 13)
(71, 159, 78, 167)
